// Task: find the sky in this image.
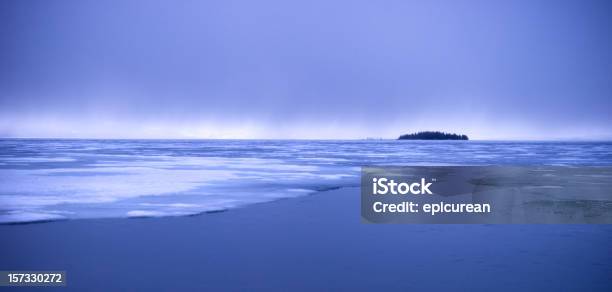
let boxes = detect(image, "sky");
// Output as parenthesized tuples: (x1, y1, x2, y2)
(1, 0, 611, 140)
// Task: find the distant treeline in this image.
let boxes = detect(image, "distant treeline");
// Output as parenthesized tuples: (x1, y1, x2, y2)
(398, 131, 469, 140)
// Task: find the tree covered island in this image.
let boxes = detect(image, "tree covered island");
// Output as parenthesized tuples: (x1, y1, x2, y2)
(398, 131, 469, 140)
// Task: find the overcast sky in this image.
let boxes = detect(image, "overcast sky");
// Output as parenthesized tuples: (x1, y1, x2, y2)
(1, 0, 611, 139)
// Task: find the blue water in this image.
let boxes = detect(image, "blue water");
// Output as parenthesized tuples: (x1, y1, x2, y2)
(1, 139, 611, 223)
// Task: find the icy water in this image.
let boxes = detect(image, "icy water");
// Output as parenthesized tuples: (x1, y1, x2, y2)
(1, 139, 611, 223)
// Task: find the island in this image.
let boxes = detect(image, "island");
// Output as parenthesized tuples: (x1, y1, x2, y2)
(398, 131, 468, 140)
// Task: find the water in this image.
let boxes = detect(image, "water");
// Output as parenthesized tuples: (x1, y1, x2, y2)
(1, 139, 611, 223)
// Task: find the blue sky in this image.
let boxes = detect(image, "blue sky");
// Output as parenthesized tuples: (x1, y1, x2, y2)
(1, 0, 611, 139)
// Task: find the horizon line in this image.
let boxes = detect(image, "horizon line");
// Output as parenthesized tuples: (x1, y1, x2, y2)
(1, 136, 611, 142)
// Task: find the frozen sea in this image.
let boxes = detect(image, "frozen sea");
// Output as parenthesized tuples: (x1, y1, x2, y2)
(1, 139, 611, 223)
